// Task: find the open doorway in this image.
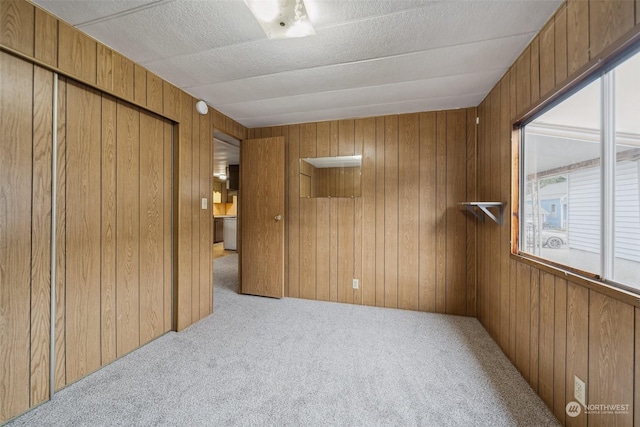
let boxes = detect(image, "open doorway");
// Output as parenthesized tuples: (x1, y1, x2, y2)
(212, 130, 240, 300)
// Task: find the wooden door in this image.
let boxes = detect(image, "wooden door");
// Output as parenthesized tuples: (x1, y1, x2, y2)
(240, 137, 285, 298)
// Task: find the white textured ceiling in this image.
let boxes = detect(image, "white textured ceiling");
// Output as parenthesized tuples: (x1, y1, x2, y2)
(34, 0, 562, 128)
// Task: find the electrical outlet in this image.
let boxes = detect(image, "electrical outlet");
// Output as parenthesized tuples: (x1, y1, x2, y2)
(352, 279, 359, 289)
(574, 375, 586, 407)
(201, 198, 208, 210)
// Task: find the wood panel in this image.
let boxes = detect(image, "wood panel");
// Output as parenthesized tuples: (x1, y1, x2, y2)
(96, 44, 113, 91)
(34, 7, 57, 67)
(540, 21, 556, 97)
(65, 82, 102, 383)
(374, 116, 386, 307)
(530, 37, 541, 105)
(538, 272, 555, 409)
(353, 121, 363, 305)
(0, 0, 34, 57)
(0, 51, 33, 422)
(516, 47, 531, 117)
(398, 114, 419, 311)
(198, 110, 211, 320)
(299, 123, 317, 300)
(566, 282, 588, 427)
(419, 112, 437, 312)
(101, 95, 117, 365)
(30, 66, 53, 406)
(553, 277, 567, 425)
(488, 88, 500, 337)
(361, 117, 376, 306)
(116, 101, 140, 355)
(134, 64, 146, 106)
(466, 109, 477, 317)
(140, 111, 164, 344)
(515, 262, 531, 381)
(589, 0, 635, 59)
(176, 93, 192, 330)
(636, 307, 640, 427)
(58, 21, 96, 85)
(113, 53, 134, 105)
(567, 0, 589, 75)
(499, 77, 511, 351)
(435, 112, 447, 313)
(147, 72, 163, 114)
(337, 198, 355, 303)
(529, 268, 540, 391)
(555, 4, 568, 85)
(589, 291, 634, 427)
(163, 121, 173, 331)
(54, 77, 67, 391)
(288, 125, 300, 298)
(445, 110, 467, 315)
(190, 102, 200, 323)
(163, 81, 180, 121)
(384, 115, 399, 308)
(315, 122, 331, 302)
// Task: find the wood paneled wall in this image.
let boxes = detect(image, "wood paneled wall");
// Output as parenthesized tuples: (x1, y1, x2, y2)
(476, 1, 640, 426)
(0, 0, 234, 422)
(249, 110, 477, 315)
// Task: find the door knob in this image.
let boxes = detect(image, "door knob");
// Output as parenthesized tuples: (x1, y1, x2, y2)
(274, 214, 283, 221)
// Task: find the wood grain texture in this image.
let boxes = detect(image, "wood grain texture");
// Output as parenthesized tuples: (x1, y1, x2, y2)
(516, 47, 531, 116)
(116, 101, 141, 355)
(488, 88, 500, 337)
(30, 66, 53, 407)
(530, 36, 540, 104)
(419, 112, 437, 312)
(299, 123, 317, 300)
(361, 118, 376, 306)
(499, 77, 510, 351)
(34, 7, 57, 67)
(96, 44, 113, 91)
(113, 52, 134, 103)
(515, 262, 531, 381)
(538, 272, 555, 409)
(566, 281, 588, 427)
(567, 0, 590, 75)
(287, 125, 300, 298)
(315, 122, 331, 301)
(398, 113, 419, 311)
(529, 268, 540, 391)
(200, 112, 212, 320)
(0, 0, 34, 56)
(375, 117, 385, 307)
(384, 115, 399, 308)
(435, 112, 447, 313)
(445, 110, 467, 315)
(589, 291, 634, 427)
(163, 121, 173, 332)
(0, 52, 33, 422)
(190, 102, 200, 323)
(466, 108, 477, 317)
(65, 81, 102, 383)
(147, 72, 163, 114)
(539, 21, 556, 97)
(58, 21, 96, 84)
(134, 64, 147, 106)
(337, 198, 355, 304)
(140, 111, 165, 345)
(353, 122, 363, 305)
(176, 92, 193, 330)
(54, 77, 67, 391)
(553, 277, 567, 425)
(555, 4, 568, 85)
(163, 81, 180, 121)
(589, 0, 635, 59)
(240, 137, 285, 298)
(100, 95, 117, 365)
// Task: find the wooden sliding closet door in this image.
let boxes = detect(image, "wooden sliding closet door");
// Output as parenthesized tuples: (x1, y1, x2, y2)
(58, 80, 173, 389)
(0, 52, 54, 421)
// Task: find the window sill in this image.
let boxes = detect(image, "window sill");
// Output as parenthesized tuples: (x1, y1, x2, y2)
(510, 252, 640, 308)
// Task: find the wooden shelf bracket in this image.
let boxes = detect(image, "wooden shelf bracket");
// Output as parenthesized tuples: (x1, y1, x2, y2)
(460, 202, 505, 226)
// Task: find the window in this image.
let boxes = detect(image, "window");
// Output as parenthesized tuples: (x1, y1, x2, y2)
(520, 48, 640, 292)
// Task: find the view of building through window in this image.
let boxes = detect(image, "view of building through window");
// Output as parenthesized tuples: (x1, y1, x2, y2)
(521, 49, 640, 291)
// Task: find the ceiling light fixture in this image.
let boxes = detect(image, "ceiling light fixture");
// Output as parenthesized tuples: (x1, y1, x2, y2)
(196, 100, 208, 115)
(244, 0, 315, 39)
